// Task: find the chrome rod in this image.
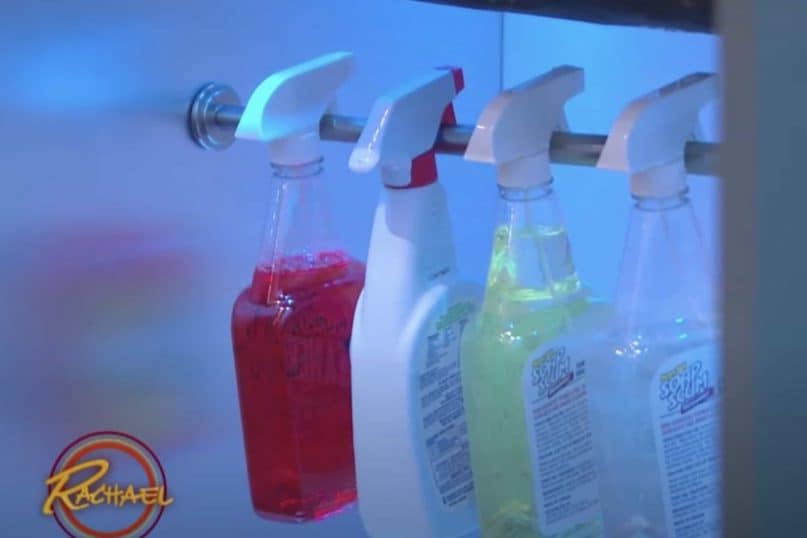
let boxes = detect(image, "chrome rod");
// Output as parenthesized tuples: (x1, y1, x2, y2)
(190, 82, 718, 176)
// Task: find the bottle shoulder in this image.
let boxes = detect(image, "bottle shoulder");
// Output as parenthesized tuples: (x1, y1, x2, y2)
(584, 319, 718, 362)
(394, 279, 480, 342)
(467, 291, 608, 354)
(251, 251, 363, 297)
(233, 256, 364, 332)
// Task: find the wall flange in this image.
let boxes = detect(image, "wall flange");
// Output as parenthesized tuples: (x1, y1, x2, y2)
(188, 82, 242, 150)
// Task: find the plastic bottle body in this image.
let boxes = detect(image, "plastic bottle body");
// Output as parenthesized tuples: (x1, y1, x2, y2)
(351, 182, 480, 538)
(230, 160, 364, 522)
(462, 184, 606, 538)
(585, 194, 721, 538)
(587, 325, 717, 538)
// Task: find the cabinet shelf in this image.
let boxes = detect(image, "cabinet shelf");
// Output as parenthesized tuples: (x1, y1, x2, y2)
(414, 0, 713, 33)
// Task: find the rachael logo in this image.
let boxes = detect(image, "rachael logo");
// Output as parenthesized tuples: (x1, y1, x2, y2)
(43, 431, 172, 537)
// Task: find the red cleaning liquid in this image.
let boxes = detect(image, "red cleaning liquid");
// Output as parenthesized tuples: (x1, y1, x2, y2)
(231, 250, 364, 522)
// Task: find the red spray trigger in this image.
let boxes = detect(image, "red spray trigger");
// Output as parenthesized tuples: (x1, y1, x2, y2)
(350, 66, 466, 189)
(408, 67, 464, 188)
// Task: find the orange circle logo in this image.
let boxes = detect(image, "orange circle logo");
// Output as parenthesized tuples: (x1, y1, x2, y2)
(43, 431, 172, 537)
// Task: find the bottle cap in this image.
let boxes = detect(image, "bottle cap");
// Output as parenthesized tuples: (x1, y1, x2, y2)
(235, 51, 354, 165)
(465, 65, 584, 188)
(598, 72, 718, 198)
(349, 67, 464, 188)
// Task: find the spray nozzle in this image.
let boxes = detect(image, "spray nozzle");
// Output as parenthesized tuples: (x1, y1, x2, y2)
(465, 65, 584, 188)
(349, 67, 464, 188)
(598, 72, 718, 198)
(234, 51, 354, 166)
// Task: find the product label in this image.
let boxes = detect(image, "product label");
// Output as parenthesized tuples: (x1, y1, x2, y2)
(419, 301, 475, 511)
(651, 345, 721, 538)
(522, 342, 601, 536)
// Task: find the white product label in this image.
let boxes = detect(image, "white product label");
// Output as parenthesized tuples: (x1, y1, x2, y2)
(651, 345, 721, 538)
(522, 342, 601, 536)
(419, 301, 475, 511)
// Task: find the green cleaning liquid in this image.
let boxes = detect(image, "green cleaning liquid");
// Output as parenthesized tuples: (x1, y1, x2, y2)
(462, 212, 606, 538)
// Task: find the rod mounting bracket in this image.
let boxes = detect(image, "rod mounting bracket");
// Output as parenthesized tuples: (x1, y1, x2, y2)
(188, 82, 242, 150)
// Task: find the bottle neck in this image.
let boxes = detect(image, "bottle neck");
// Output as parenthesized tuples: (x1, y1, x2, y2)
(249, 158, 349, 304)
(612, 192, 716, 337)
(359, 181, 457, 334)
(485, 182, 582, 304)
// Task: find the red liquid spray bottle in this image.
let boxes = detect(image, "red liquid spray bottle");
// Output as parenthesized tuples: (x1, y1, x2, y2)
(229, 52, 364, 522)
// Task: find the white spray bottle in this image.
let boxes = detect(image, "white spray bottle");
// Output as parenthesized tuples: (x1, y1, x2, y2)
(462, 66, 606, 538)
(348, 67, 481, 538)
(589, 73, 721, 538)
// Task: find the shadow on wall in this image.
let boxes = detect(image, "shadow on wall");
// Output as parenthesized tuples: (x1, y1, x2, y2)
(3, 222, 218, 450)
(7, 26, 142, 113)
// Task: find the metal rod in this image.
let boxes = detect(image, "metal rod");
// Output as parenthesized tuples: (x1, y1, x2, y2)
(192, 83, 718, 176)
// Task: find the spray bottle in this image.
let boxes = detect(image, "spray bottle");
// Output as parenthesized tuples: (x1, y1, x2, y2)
(462, 66, 606, 537)
(589, 72, 720, 537)
(230, 52, 364, 522)
(348, 67, 481, 538)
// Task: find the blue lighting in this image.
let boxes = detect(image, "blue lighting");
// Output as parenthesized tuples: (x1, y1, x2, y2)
(8, 26, 142, 112)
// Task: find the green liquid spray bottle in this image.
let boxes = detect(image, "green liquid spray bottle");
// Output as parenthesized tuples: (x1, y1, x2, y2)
(461, 66, 608, 538)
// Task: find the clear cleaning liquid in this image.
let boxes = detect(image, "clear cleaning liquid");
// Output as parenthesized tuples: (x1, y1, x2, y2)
(584, 193, 721, 538)
(587, 322, 719, 538)
(462, 220, 605, 538)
